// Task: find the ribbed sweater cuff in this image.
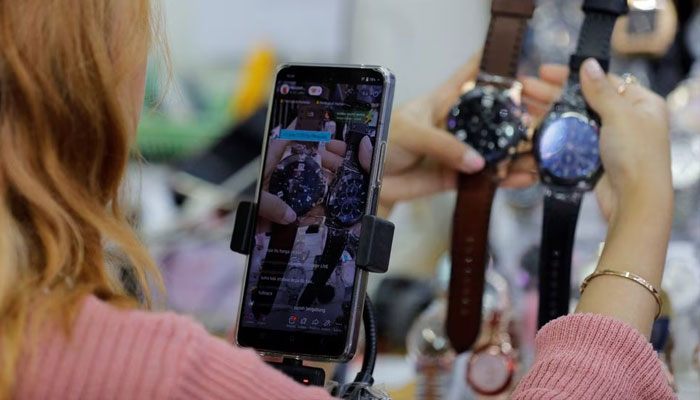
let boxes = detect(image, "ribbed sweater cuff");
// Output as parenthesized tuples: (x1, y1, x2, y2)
(513, 313, 676, 400)
(176, 324, 332, 400)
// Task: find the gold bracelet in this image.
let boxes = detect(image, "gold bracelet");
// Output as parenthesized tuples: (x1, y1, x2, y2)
(580, 269, 662, 320)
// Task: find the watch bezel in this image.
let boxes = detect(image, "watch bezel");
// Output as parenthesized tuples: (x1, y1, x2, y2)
(447, 83, 528, 166)
(466, 343, 516, 396)
(534, 109, 603, 190)
(325, 172, 369, 228)
(268, 153, 326, 217)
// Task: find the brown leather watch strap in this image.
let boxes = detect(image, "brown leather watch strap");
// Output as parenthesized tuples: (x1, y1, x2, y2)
(447, 169, 498, 353)
(480, 0, 535, 79)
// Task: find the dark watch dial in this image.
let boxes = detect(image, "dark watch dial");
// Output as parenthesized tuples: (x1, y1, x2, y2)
(268, 154, 325, 217)
(535, 110, 602, 188)
(447, 85, 528, 165)
(326, 173, 368, 227)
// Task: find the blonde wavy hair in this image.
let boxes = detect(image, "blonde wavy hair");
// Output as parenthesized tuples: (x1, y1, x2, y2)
(0, 0, 163, 395)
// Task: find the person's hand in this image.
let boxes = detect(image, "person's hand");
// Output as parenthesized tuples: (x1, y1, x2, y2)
(317, 137, 373, 173)
(574, 59, 673, 338)
(578, 58, 673, 221)
(379, 53, 568, 211)
(258, 138, 296, 225)
(519, 65, 569, 126)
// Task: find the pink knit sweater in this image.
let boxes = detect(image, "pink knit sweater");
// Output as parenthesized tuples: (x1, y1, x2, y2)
(14, 296, 675, 399)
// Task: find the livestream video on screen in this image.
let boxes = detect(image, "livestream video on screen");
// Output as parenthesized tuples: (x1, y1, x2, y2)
(241, 78, 384, 336)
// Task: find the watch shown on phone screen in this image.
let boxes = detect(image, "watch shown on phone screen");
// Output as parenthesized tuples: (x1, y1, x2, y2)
(252, 138, 326, 317)
(297, 130, 369, 307)
(445, 0, 534, 354)
(534, 0, 628, 328)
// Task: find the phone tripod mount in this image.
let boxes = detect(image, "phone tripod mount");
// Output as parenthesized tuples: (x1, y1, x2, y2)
(230, 201, 395, 399)
(231, 201, 393, 274)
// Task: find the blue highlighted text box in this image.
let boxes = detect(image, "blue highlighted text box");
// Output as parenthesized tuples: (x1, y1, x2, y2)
(279, 129, 332, 142)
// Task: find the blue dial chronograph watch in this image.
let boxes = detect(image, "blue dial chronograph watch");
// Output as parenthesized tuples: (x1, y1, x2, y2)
(537, 112, 601, 185)
(534, 0, 627, 328)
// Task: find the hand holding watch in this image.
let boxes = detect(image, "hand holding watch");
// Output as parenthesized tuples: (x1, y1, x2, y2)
(534, 0, 628, 328)
(445, 0, 534, 354)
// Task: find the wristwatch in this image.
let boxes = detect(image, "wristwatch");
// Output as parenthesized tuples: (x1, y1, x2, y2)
(406, 296, 456, 400)
(251, 138, 326, 317)
(297, 130, 369, 307)
(534, 0, 628, 328)
(466, 311, 516, 397)
(445, 0, 534, 354)
(466, 270, 516, 397)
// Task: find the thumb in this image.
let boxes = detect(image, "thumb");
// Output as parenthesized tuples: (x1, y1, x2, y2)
(259, 191, 297, 225)
(579, 58, 620, 121)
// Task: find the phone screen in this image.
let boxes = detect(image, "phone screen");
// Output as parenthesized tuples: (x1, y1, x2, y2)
(237, 66, 388, 358)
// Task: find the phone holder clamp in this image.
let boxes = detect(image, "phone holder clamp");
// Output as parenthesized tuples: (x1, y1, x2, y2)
(231, 201, 393, 274)
(230, 201, 394, 399)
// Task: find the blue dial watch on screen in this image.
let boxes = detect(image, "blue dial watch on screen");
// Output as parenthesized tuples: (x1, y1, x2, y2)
(534, 0, 627, 328)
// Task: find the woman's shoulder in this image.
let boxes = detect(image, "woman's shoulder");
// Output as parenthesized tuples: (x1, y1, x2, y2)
(18, 295, 333, 399)
(17, 295, 213, 399)
(79, 295, 205, 335)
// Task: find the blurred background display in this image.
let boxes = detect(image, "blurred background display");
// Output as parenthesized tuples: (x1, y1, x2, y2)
(124, 1, 700, 398)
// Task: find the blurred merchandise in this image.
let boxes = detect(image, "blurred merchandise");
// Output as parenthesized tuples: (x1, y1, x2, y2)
(668, 78, 700, 233)
(503, 184, 544, 212)
(172, 107, 267, 215)
(612, 0, 678, 57)
(406, 296, 456, 400)
(465, 270, 517, 398)
(229, 44, 277, 121)
(137, 62, 233, 161)
(662, 242, 700, 314)
(159, 238, 246, 333)
(525, 0, 583, 69)
(374, 278, 435, 352)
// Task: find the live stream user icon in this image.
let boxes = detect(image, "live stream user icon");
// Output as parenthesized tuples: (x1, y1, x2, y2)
(308, 86, 322, 96)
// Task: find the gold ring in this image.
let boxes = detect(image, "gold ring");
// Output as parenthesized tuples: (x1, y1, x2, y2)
(617, 73, 639, 95)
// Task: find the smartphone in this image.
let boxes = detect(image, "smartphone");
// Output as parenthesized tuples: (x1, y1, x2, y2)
(236, 64, 395, 361)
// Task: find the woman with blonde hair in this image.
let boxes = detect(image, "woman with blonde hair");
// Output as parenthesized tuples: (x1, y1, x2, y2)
(0, 0, 676, 398)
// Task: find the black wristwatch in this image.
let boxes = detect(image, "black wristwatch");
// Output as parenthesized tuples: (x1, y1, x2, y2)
(533, 0, 628, 328)
(251, 142, 326, 317)
(297, 130, 369, 307)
